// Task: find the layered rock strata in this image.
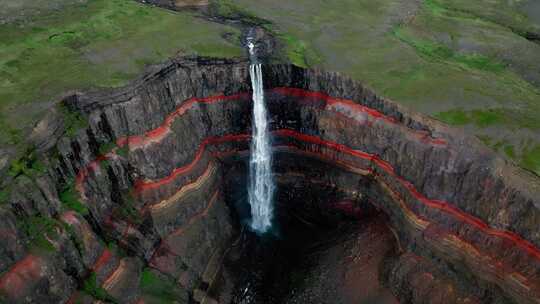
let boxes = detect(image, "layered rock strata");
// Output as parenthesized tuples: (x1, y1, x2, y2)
(0, 57, 538, 303)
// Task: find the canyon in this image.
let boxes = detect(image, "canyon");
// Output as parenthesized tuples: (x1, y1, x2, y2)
(0, 56, 538, 303)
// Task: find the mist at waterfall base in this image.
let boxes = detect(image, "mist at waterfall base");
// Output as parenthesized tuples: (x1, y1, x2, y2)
(247, 59, 275, 234)
(222, 159, 383, 303)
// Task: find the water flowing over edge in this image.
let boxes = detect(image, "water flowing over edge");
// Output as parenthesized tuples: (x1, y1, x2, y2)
(247, 62, 274, 233)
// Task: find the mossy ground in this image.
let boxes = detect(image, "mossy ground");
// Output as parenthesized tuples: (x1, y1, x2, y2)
(18, 215, 62, 253)
(60, 182, 89, 215)
(139, 268, 188, 303)
(82, 272, 117, 303)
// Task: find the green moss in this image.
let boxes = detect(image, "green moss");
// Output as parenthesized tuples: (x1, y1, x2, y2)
(434, 108, 535, 129)
(492, 140, 505, 152)
(209, 0, 270, 25)
(469, 109, 505, 127)
(503, 144, 516, 159)
(521, 145, 540, 176)
(277, 33, 321, 68)
(63, 222, 85, 254)
(434, 109, 469, 125)
(19, 215, 61, 253)
(8, 149, 47, 178)
(430, 0, 539, 36)
(59, 183, 89, 216)
(116, 145, 129, 158)
(99, 158, 112, 171)
(210, 0, 236, 18)
(424, 0, 447, 16)
(457, 54, 505, 72)
(0, 115, 23, 145)
(474, 136, 539, 175)
(83, 273, 117, 303)
(393, 27, 505, 73)
(191, 41, 242, 58)
(140, 268, 187, 304)
(98, 141, 116, 156)
(106, 241, 127, 258)
(58, 103, 88, 138)
(0, 190, 9, 204)
(116, 191, 143, 226)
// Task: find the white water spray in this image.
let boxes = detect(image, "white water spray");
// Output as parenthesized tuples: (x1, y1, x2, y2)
(247, 42, 274, 233)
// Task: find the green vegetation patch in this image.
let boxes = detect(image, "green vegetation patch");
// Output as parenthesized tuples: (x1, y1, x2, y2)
(521, 145, 540, 176)
(277, 33, 322, 68)
(19, 215, 61, 253)
(435, 108, 505, 127)
(503, 144, 516, 159)
(98, 141, 117, 156)
(0, 190, 10, 204)
(435, 108, 540, 130)
(58, 103, 89, 138)
(0, 114, 23, 145)
(474, 135, 540, 176)
(106, 240, 127, 258)
(116, 145, 129, 158)
(7, 149, 47, 178)
(60, 182, 89, 216)
(115, 191, 143, 226)
(63, 221, 85, 255)
(140, 268, 188, 304)
(83, 272, 117, 303)
(209, 0, 270, 25)
(431, 0, 540, 36)
(437, 109, 540, 174)
(393, 27, 505, 73)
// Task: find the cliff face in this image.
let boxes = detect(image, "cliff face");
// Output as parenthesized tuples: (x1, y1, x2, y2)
(0, 57, 538, 304)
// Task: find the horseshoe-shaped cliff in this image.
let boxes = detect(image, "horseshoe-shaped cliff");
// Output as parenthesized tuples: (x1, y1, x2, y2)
(0, 57, 538, 304)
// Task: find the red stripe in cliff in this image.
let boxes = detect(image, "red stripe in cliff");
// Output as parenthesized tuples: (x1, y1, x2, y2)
(273, 129, 540, 261)
(116, 92, 251, 148)
(66, 89, 540, 291)
(76, 88, 446, 201)
(0, 255, 43, 299)
(272, 87, 397, 123)
(133, 134, 250, 193)
(78, 126, 540, 265)
(134, 129, 540, 263)
(92, 248, 113, 272)
(115, 88, 446, 150)
(75, 153, 115, 201)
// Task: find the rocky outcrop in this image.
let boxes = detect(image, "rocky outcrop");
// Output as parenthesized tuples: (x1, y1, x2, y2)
(0, 56, 538, 303)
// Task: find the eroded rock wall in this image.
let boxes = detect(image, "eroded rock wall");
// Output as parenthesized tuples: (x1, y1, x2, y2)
(0, 57, 538, 303)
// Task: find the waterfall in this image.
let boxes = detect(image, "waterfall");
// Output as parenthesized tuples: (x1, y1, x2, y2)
(247, 42, 274, 233)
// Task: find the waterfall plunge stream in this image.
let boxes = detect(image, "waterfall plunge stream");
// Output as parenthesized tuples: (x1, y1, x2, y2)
(247, 42, 274, 233)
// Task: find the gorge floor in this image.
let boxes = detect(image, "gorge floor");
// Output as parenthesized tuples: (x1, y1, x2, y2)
(216, 178, 399, 304)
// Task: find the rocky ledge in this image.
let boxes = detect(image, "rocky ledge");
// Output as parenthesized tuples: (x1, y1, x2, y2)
(0, 56, 538, 304)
